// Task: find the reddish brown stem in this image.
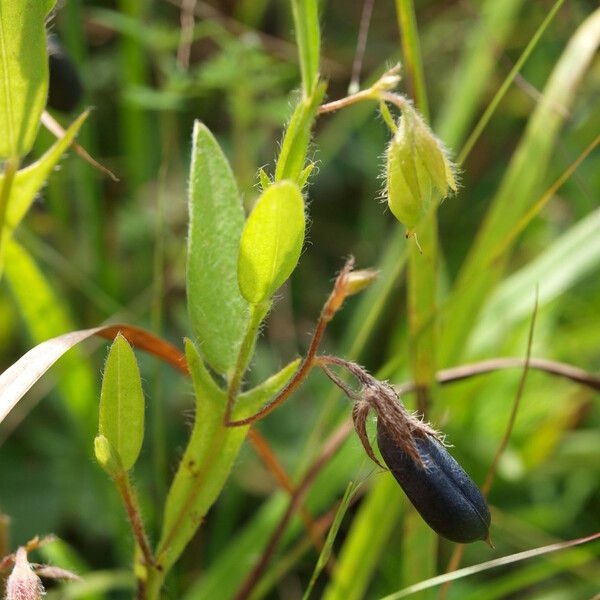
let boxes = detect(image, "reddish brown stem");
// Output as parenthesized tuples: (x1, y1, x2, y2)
(248, 429, 325, 552)
(394, 357, 600, 395)
(114, 474, 155, 569)
(226, 259, 356, 427)
(233, 420, 354, 600)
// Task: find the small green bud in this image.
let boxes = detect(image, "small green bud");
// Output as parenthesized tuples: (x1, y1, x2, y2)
(386, 104, 457, 235)
(94, 434, 123, 477)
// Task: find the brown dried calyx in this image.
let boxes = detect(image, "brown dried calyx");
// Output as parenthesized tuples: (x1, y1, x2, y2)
(317, 355, 492, 544)
(317, 355, 442, 469)
(2, 541, 81, 600)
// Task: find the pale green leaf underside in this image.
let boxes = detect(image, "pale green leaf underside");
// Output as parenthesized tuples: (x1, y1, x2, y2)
(99, 334, 145, 472)
(0, 0, 56, 158)
(238, 180, 305, 304)
(158, 340, 299, 571)
(187, 121, 249, 374)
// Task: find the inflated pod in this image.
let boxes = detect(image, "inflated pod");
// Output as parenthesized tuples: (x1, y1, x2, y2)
(377, 419, 491, 543)
(47, 35, 83, 112)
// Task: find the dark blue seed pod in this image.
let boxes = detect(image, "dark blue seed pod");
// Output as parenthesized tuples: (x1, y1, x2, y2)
(377, 420, 491, 543)
(47, 35, 84, 113)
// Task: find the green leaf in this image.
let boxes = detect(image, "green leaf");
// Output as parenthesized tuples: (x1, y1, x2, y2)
(290, 0, 320, 97)
(157, 340, 298, 572)
(274, 83, 325, 183)
(99, 334, 145, 472)
(238, 180, 305, 304)
(234, 356, 301, 421)
(0, 0, 56, 158)
(3, 239, 97, 430)
(187, 121, 249, 374)
(0, 112, 89, 269)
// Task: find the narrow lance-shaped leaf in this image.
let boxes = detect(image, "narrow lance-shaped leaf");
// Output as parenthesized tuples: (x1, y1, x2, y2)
(99, 334, 145, 472)
(0, 0, 56, 158)
(238, 180, 306, 304)
(187, 121, 249, 374)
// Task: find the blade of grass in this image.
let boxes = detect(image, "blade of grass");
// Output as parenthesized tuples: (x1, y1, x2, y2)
(379, 531, 600, 600)
(0, 322, 188, 426)
(303, 480, 360, 600)
(470, 207, 600, 354)
(456, 0, 566, 164)
(62, 0, 114, 293)
(118, 0, 152, 189)
(322, 476, 405, 600)
(440, 8, 600, 367)
(434, 0, 525, 149)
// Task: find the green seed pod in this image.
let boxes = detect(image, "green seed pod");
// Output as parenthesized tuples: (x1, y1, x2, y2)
(386, 114, 422, 230)
(377, 420, 491, 544)
(385, 104, 457, 234)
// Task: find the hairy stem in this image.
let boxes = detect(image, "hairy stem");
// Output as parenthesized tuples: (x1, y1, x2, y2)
(114, 473, 155, 570)
(226, 258, 356, 427)
(224, 301, 270, 424)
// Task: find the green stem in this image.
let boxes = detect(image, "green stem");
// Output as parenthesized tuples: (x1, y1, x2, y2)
(394, 0, 429, 119)
(394, 0, 437, 416)
(224, 301, 270, 423)
(0, 157, 19, 252)
(143, 566, 165, 600)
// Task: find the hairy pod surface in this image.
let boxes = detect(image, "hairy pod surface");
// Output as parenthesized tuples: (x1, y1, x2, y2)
(385, 104, 457, 233)
(377, 420, 491, 543)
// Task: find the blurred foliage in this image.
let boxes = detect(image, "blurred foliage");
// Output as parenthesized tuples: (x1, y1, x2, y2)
(1, 0, 599, 599)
